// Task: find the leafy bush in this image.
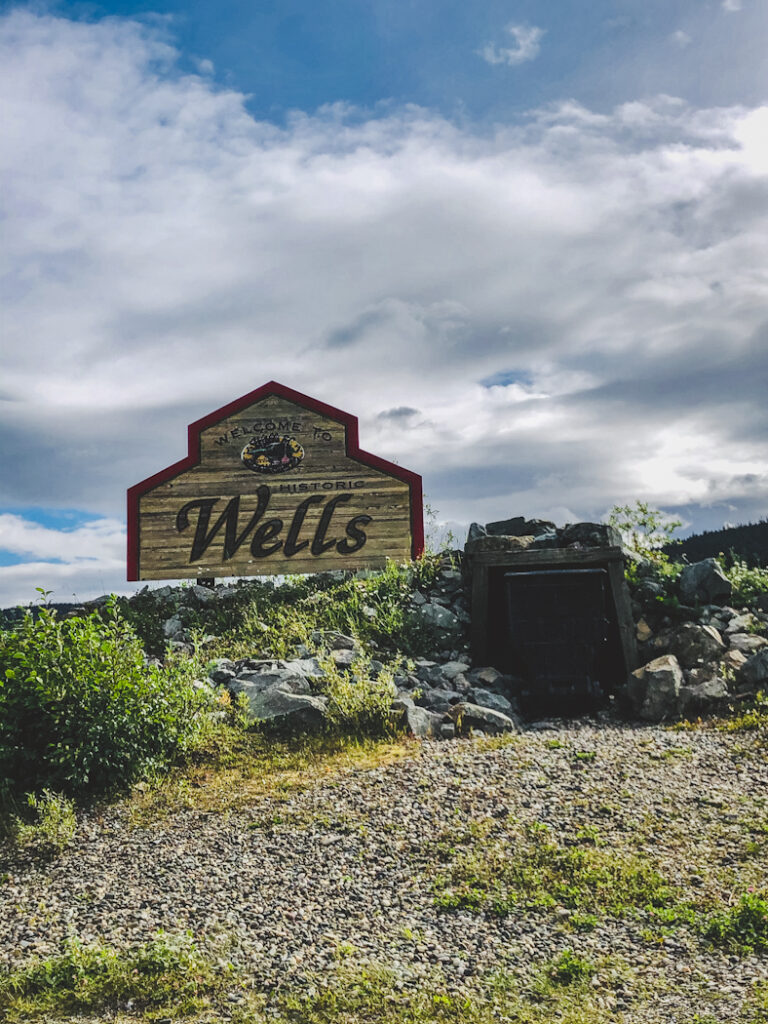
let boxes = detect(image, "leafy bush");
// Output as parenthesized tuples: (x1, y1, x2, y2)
(0, 601, 213, 801)
(12, 790, 76, 856)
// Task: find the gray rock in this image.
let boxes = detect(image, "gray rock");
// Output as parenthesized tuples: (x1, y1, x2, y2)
(311, 630, 357, 650)
(189, 584, 216, 604)
(410, 591, 427, 607)
(726, 612, 761, 635)
(162, 615, 184, 639)
(418, 603, 460, 631)
(679, 678, 730, 718)
(397, 704, 444, 739)
(485, 517, 556, 538)
(284, 657, 325, 679)
(678, 559, 732, 606)
(468, 666, 507, 690)
(440, 722, 457, 740)
(390, 696, 415, 711)
(467, 688, 515, 715)
(668, 623, 726, 668)
(330, 648, 360, 670)
(415, 688, 462, 713)
(559, 522, 622, 548)
(243, 688, 328, 731)
(627, 655, 684, 722)
(464, 534, 535, 556)
(440, 660, 471, 682)
(728, 633, 768, 656)
(206, 658, 236, 685)
(466, 523, 488, 544)
(448, 702, 520, 736)
(413, 660, 446, 686)
(230, 669, 311, 698)
(742, 650, 768, 689)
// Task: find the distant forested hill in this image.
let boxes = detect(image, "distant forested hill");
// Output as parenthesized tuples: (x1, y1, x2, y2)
(664, 520, 768, 566)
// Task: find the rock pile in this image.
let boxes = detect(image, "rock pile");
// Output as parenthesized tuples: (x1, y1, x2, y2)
(200, 638, 520, 741)
(624, 557, 768, 721)
(108, 559, 520, 740)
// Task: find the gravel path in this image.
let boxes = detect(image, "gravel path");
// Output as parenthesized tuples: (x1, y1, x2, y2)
(2, 718, 768, 1021)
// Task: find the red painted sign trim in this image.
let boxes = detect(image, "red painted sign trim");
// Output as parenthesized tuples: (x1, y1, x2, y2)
(126, 381, 424, 580)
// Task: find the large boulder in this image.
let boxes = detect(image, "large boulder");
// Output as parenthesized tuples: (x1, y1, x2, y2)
(728, 634, 768, 656)
(679, 678, 730, 718)
(241, 688, 328, 731)
(229, 668, 312, 699)
(626, 655, 684, 722)
(464, 534, 536, 556)
(742, 650, 768, 690)
(678, 559, 732, 606)
(448, 702, 520, 735)
(417, 603, 460, 631)
(668, 623, 726, 669)
(391, 700, 444, 739)
(466, 687, 516, 716)
(415, 687, 462, 713)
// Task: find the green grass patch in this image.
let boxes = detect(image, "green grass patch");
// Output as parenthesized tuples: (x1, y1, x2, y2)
(127, 725, 417, 824)
(0, 941, 628, 1024)
(429, 820, 676, 918)
(0, 932, 236, 1022)
(121, 555, 451, 662)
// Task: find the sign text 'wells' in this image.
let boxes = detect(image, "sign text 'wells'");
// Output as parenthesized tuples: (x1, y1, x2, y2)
(127, 382, 424, 580)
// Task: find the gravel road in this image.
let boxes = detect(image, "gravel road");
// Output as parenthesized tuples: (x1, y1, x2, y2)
(2, 718, 768, 1021)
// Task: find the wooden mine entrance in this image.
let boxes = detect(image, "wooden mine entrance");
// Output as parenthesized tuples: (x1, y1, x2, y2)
(468, 546, 637, 714)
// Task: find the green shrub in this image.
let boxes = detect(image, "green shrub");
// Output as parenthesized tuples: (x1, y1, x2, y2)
(12, 790, 76, 856)
(719, 555, 768, 608)
(608, 501, 681, 566)
(0, 601, 213, 801)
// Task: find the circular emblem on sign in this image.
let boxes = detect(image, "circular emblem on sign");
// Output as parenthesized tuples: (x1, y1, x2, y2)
(241, 434, 304, 474)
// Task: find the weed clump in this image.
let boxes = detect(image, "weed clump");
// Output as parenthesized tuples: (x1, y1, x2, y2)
(11, 791, 76, 857)
(701, 892, 768, 954)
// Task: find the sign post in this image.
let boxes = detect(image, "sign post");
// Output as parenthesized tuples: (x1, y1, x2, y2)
(127, 381, 423, 581)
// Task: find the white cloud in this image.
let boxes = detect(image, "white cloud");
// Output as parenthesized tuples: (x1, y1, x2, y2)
(478, 23, 544, 66)
(3, 11, 768, 601)
(722, 0, 743, 12)
(670, 30, 692, 48)
(0, 514, 125, 564)
(0, 515, 127, 606)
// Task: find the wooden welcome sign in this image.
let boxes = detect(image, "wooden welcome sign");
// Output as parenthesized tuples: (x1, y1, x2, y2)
(127, 382, 424, 580)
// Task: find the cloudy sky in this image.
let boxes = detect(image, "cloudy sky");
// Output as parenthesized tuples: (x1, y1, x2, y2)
(2, 0, 768, 605)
